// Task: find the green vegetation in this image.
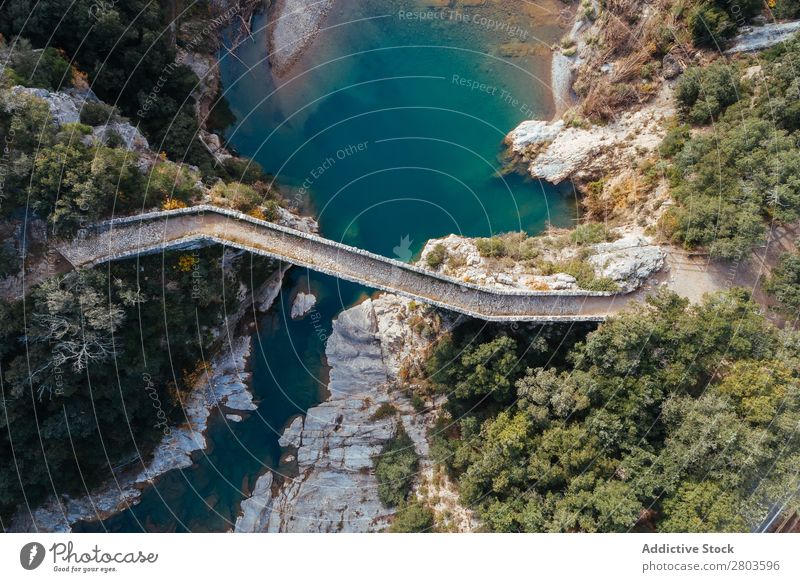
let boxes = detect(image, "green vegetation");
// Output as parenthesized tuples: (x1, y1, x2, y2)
(425, 243, 448, 269)
(6, 40, 72, 90)
(475, 237, 507, 258)
(674, 61, 740, 124)
(374, 425, 419, 507)
(475, 233, 539, 261)
(661, 37, 800, 258)
(569, 223, 616, 246)
(370, 402, 398, 421)
(425, 290, 800, 532)
(0, 250, 278, 520)
(764, 252, 800, 316)
(79, 101, 116, 127)
(0, 76, 284, 234)
(573, 0, 769, 121)
(388, 500, 435, 532)
(0, 1, 248, 178)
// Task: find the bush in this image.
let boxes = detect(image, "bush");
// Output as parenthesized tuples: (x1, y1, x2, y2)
(569, 223, 616, 246)
(764, 252, 800, 315)
(389, 500, 435, 532)
(210, 182, 261, 213)
(687, 3, 736, 48)
(425, 243, 447, 269)
(374, 425, 419, 507)
(146, 161, 201, 206)
(476, 237, 506, 258)
(79, 101, 115, 126)
(11, 45, 71, 90)
(222, 157, 266, 185)
(552, 258, 619, 293)
(0, 244, 20, 277)
(262, 199, 280, 222)
(370, 402, 398, 421)
(675, 63, 740, 124)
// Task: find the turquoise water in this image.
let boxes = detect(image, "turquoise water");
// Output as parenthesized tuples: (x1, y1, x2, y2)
(222, 0, 575, 257)
(78, 1, 573, 532)
(77, 270, 367, 532)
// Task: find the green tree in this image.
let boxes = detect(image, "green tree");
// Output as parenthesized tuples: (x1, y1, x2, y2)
(765, 252, 800, 315)
(375, 425, 419, 507)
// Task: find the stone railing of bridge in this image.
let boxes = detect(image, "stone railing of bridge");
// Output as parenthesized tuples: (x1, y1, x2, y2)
(54, 205, 638, 322)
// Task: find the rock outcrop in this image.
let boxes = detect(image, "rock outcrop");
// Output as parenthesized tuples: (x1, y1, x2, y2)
(235, 294, 475, 532)
(290, 291, 317, 319)
(726, 20, 800, 54)
(10, 86, 149, 152)
(267, 0, 335, 77)
(506, 85, 673, 185)
(417, 229, 665, 293)
(587, 232, 666, 293)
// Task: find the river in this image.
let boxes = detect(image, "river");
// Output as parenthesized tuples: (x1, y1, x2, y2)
(76, 0, 574, 532)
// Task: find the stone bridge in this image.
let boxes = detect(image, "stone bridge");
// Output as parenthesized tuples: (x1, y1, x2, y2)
(50, 205, 642, 322)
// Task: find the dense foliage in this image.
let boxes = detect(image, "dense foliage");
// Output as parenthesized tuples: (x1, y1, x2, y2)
(661, 36, 800, 258)
(0, 0, 221, 173)
(374, 425, 420, 508)
(0, 249, 277, 522)
(388, 500, 435, 533)
(765, 252, 800, 317)
(426, 290, 800, 532)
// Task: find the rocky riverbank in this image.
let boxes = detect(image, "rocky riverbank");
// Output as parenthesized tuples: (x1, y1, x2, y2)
(267, 0, 335, 78)
(7, 262, 285, 532)
(235, 294, 475, 532)
(417, 228, 665, 294)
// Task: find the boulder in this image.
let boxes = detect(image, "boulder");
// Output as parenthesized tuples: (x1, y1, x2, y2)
(290, 291, 317, 319)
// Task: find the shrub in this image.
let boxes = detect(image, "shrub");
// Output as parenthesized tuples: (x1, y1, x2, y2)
(764, 252, 800, 316)
(79, 101, 115, 126)
(370, 402, 398, 421)
(569, 223, 616, 246)
(687, 3, 736, 48)
(389, 500, 435, 532)
(147, 162, 201, 205)
(426, 243, 447, 269)
(0, 244, 20, 277)
(374, 425, 419, 507)
(262, 199, 280, 222)
(210, 182, 261, 213)
(675, 63, 740, 124)
(11, 45, 72, 90)
(476, 237, 506, 258)
(223, 157, 266, 184)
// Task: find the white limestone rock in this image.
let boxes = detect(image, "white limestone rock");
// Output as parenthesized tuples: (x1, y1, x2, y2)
(92, 122, 150, 152)
(588, 234, 666, 293)
(506, 86, 674, 185)
(234, 295, 466, 533)
(290, 291, 317, 319)
(278, 415, 304, 448)
(276, 206, 319, 233)
(235, 471, 275, 533)
(726, 20, 800, 54)
(11, 85, 84, 125)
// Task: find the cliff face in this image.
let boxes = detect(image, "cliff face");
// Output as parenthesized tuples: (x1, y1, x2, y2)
(235, 294, 475, 532)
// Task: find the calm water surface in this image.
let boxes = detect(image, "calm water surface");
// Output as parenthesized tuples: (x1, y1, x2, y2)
(78, 0, 574, 532)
